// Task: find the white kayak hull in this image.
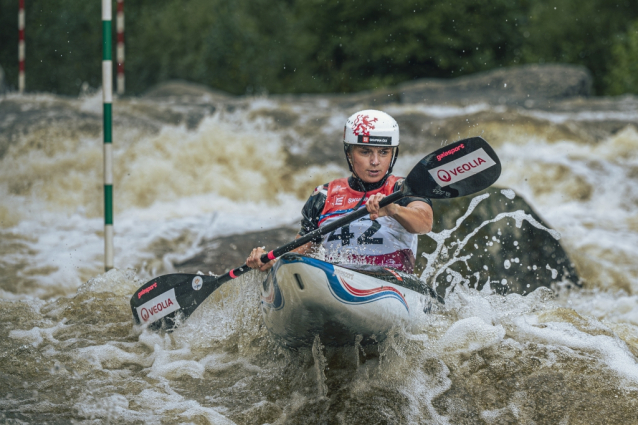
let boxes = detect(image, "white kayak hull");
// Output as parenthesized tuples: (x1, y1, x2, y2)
(259, 254, 440, 347)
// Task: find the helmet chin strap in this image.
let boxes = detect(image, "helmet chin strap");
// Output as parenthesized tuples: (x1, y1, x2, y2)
(388, 146, 399, 174)
(344, 145, 354, 173)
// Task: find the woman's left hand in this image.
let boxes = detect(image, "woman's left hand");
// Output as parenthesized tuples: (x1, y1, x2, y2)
(366, 193, 398, 221)
(246, 247, 275, 272)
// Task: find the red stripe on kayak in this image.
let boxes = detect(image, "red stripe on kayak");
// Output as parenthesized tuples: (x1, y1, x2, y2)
(341, 278, 406, 300)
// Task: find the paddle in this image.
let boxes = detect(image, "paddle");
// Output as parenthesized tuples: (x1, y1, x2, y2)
(130, 136, 501, 330)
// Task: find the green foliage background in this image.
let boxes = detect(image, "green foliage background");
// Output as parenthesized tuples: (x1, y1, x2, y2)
(1, 0, 637, 96)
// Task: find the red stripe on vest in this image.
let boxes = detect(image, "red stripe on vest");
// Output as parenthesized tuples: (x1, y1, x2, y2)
(319, 176, 402, 225)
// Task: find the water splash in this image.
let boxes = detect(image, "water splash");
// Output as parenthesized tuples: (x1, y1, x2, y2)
(312, 335, 329, 397)
(420, 192, 561, 295)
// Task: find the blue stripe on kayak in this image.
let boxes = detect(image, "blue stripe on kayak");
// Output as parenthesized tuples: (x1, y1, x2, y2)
(261, 271, 285, 310)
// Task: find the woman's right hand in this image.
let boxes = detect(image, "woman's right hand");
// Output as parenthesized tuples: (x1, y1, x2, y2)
(246, 247, 275, 272)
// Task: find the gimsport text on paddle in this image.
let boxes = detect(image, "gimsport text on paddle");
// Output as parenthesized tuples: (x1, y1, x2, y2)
(130, 136, 501, 331)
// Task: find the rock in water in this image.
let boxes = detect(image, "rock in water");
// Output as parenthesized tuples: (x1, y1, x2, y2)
(417, 187, 580, 298)
(399, 64, 593, 107)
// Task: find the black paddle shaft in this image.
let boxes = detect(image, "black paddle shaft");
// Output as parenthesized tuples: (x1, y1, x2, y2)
(228, 190, 405, 280)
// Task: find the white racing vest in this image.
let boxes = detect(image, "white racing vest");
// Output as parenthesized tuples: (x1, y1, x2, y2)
(317, 177, 418, 272)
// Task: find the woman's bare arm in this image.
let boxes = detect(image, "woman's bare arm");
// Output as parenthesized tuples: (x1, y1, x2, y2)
(365, 193, 433, 234)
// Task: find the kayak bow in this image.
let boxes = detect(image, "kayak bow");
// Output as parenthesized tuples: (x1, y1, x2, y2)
(260, 253, 442, 347)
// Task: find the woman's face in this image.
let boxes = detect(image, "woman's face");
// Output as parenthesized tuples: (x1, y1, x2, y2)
(348, 145, 393, 183)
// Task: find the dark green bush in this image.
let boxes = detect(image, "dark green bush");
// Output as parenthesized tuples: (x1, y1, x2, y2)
(605, 21, 638, 96)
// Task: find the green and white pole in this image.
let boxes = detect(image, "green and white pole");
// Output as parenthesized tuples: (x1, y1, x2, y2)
(102, 0, 114, 271)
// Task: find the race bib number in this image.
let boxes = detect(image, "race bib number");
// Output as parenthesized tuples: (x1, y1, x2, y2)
(326, 220, 384, 246)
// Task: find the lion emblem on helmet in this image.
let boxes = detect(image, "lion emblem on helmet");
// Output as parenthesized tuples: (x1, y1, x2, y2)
(352, 115, 378, 136)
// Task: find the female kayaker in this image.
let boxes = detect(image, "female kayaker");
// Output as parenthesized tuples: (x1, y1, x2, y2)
(247, 109, 433, 273)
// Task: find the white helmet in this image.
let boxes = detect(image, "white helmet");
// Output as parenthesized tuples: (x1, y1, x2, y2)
(343, 110, 399, 147)
(343, 110, 400, 174)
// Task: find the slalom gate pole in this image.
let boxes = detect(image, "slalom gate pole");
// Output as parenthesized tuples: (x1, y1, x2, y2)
(18, 0, 25, 93)
(116, 0, 124, 94)
(102, 0, 114, 271)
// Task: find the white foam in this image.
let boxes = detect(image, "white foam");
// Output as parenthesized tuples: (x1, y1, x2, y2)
(523, 109, 638, 124)
(566, 290, 638, 326)
(8, 319, 66, 348)
(500, 188, 516, 199)
(513, 314, 638, 385)
(386, 102, 493, 118)
(77, 343, 153, 369)
(74, 387, 234, 424)
(435, 317, 505, 355)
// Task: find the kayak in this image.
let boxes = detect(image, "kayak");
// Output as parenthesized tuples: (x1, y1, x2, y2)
(259, 253, 442, 347)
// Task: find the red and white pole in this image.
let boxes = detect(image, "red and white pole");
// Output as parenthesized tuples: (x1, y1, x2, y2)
(116, 0, 124, 94)
(18, 0, 25, 93)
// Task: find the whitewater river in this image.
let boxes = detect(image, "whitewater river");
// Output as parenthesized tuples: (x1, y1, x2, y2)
(1, 86, 637, 423)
